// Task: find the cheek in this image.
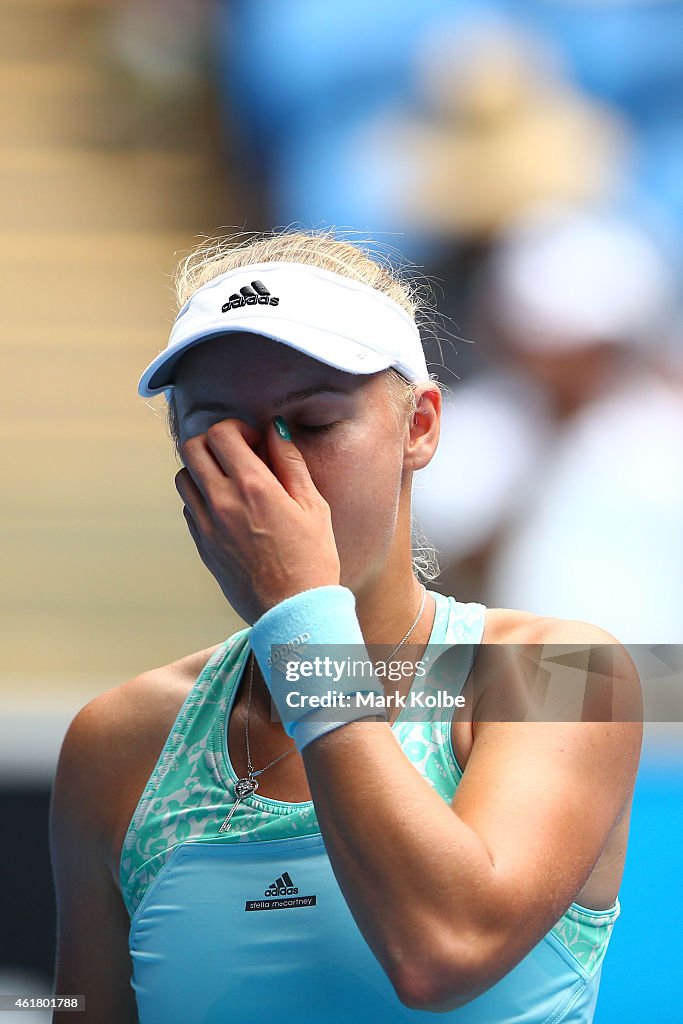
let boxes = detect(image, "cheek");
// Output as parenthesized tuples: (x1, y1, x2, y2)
(306, 430, 404, 544)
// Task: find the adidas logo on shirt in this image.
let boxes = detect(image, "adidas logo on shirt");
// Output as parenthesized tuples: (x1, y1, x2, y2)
(265, 871, 298, 897)
(221, 280, 279, 312)
(245, 869, 317, 912)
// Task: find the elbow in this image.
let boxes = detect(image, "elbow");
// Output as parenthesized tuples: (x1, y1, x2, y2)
(390, 936, 489, 1014)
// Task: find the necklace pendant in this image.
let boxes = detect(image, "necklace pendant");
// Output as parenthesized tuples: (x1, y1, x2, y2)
(218, 776, 259, 833)
(235, 776, 258, 799)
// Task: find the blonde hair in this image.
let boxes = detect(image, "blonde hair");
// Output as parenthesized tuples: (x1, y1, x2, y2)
(166, 228, 443, 582)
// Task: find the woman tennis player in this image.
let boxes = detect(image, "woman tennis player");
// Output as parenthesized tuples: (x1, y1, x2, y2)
(50, 230, 642, 1023)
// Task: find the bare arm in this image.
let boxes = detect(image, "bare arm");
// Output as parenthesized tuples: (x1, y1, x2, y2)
(49, 700, 139, 1024)
(301, 620, 642, 1011)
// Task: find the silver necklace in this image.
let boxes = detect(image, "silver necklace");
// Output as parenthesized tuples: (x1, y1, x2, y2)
(218, 584, 428, 833)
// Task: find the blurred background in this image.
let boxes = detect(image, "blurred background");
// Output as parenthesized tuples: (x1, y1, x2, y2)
(1, 0, 681, 1020)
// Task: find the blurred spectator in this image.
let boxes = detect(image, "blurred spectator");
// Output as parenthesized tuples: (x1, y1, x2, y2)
(378, 18, 628, 243)
(507, 0, 683, 246)
(214, 4, 636, 260)
(215, 0, 456, 233)
(414, 204, 683, 645)
(213, 1, 683, 385)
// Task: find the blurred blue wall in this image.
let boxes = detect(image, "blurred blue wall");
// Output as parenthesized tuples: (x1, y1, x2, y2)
(596, 747, 682, 1022)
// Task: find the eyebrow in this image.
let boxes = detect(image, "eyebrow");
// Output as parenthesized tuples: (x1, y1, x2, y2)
(182, 385, 351, 420)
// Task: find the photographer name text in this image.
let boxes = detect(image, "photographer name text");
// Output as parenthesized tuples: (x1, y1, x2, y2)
(285, 690, 466, 710)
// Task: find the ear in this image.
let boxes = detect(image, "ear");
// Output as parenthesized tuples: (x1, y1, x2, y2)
(403, 382, 441, 472)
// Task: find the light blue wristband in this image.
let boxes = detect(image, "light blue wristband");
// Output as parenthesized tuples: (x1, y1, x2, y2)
(249, 585, 388, 752)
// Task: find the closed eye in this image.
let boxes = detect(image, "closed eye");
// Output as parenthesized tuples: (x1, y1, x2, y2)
(296, 422, 338, 433)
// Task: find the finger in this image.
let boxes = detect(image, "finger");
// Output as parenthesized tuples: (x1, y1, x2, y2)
(203, 418, 267, 481)
(179, 433, 227, 501)
(266, 416, 324, 506)
(182, 505, 216, 574)
(175, 467, 214, 535)
(182, 504, 202, 548)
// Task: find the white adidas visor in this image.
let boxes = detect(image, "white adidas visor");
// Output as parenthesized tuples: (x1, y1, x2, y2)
(138, 261, 429, 398)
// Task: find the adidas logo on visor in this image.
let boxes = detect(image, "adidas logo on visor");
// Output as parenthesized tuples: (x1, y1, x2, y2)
(221, 280, 280, 312)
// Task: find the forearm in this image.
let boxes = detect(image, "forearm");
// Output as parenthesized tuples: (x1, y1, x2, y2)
(249, 584, 501, 1005)
(301, 719, 499, 1005)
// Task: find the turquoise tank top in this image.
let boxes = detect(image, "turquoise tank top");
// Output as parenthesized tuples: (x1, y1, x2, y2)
(120, 590, 620, 1022)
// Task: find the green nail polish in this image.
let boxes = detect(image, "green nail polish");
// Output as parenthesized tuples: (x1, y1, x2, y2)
(274, 416, 291, 440)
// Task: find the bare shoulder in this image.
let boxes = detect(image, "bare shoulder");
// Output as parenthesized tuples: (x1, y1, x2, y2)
(483, 605, 635, 646)
(61, 643, 223, 770)
(508, 610, 641, 689)
(475, 607, 643, 734)
(484, 605, 642, 664)
(81, 643, 222, 727)
(53, 643, 224, 862)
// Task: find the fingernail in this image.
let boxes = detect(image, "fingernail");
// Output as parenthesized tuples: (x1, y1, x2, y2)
(274, 416, 291, 440)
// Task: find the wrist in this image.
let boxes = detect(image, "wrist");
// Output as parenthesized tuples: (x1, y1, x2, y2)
(259, 577, 341, 620)
(250, 585, 360, 669)
(249, 585, 388, 753)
